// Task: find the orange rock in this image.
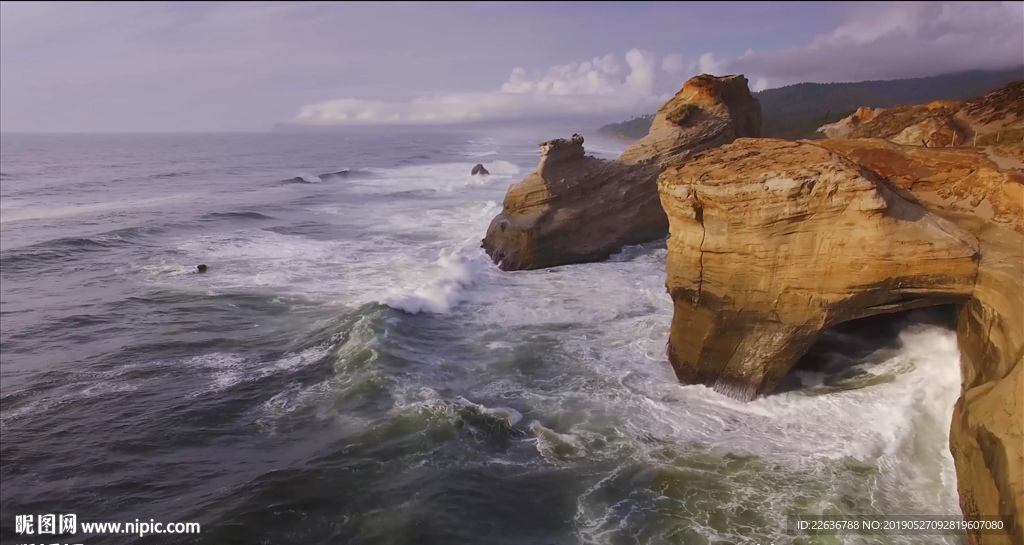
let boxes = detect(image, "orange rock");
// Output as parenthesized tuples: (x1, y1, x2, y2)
(659, 137, 1023, 544)
(482, 75, 761, 271)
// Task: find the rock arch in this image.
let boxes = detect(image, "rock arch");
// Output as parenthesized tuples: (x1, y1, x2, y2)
(658, 138, 1022, 545)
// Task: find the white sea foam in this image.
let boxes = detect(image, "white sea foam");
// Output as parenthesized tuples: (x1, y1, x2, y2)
(183, 346, 330, 396)
(376, 200, 499, 314)
(383, 250, 482, 314)
(0, 194, 197, 224)
(561, 313, 964, 538)
(358, 160, 520, 194)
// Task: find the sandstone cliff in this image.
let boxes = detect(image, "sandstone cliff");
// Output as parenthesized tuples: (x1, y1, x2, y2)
(658, 137, 1023, 544)
(481, 75, 761, 271)
(619, 74, 762, 166)
(480, 135, 662, 270)
(816, 81, 1024, 162)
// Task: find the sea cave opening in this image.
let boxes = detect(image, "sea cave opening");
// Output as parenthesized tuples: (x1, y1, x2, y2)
(776, 304, 961, 395)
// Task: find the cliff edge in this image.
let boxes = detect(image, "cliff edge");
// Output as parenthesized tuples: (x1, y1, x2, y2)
(658, 137, 1023, 544)
(481, 75, 761, 271)
(816, 80, 1024, 163)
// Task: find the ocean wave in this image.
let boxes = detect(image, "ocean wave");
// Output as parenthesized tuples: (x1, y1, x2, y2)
(275, 169, 368, 185)
(356, 160, 521, 195)
(383, 250, 482, 314)
(200, 211, 275, 222)
(0, 194, 195, 224)
(388, 387, 528, 440)
(153, 228, 384, 302)
(397, 154, 432, 165)
(1, 226, 162, 273)
(184, 345, 332, 397)
(462, 148, 500, 158)
(150, 171, 191, 179)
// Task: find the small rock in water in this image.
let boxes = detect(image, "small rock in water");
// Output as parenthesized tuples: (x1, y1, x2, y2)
(196, 264, 208, 274)
(471, 163, 489, 176)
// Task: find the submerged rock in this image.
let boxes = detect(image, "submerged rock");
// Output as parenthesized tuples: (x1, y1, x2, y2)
(658, 137, 1023, 544)
(481, 74, 761, 271)
(196, 264, 208, 274)
(471, 163, 489, 176)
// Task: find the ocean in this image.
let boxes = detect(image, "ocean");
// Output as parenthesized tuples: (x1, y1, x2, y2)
(0, 130, 966, 544)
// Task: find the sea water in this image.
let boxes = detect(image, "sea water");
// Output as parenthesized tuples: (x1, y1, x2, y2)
(0, 130, 965, 544)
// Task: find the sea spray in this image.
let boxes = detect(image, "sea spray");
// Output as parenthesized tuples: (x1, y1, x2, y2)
(383, 250, 483, 314)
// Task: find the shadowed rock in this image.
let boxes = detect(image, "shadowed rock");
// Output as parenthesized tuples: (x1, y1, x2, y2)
(481, 135, 662, 270)
(481, 74, 761, 271)
(658, 137, 1023, 545)
(471, 163, 489, 176)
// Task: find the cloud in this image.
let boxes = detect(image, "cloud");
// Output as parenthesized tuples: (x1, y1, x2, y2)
(294, 48, 679, 126)
(3, 2, 1019, 131)
(500, 54, 624, 95)
(294, 1, 1024, 127)
(661, 54, 687, 75)
(697, 53, 721, 75)
(709, 1, 1024, 88)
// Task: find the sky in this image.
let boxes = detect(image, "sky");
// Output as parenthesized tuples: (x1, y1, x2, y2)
(1, 1, 1022, 132)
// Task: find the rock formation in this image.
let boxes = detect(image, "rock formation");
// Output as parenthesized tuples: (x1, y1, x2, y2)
(471, 163, 489, 176)
(620, 74, 762, 166)
(480, 135, 662, 270)
(481, 75, 761, 271)
(658, 137, 1023, 545)
(816, 106, 885, 139)
(816, 81, 1024, 161)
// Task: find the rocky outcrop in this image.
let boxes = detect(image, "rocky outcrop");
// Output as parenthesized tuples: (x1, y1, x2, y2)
(658, 137, 1023, 544)
(480, 135, 662, 270)
(961, 80, 1024, 131)
(816, 81, 1024, 158)
(819, 102, 969, 147)
(816, 106, 885, 139)
(620, 74, 762, 166)
(472, 164, 489, 176)
(482, 75, 761, 271)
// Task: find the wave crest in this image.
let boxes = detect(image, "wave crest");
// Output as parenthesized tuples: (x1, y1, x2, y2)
(383, 250, 482, 314)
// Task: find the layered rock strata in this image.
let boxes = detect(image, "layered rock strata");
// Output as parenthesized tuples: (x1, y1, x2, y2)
(480, 135, 662, 270)
(816, 80, 1024, 160)
(481, 74, 761, 271)
(658, 137, 1023, 545)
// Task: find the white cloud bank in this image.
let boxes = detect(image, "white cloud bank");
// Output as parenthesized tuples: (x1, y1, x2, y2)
(295, 48, 678, 126)
(294, 1, 1023, 126)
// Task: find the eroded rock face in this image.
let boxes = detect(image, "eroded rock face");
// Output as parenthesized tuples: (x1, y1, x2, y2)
(482, 75, 761, 271)
(816, 80, 1024, 159)
(481, 136, 661, 270)
(659, 137, 1023, 544)
(817, 106, 885, 139)
(620, 74, 762, 167)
